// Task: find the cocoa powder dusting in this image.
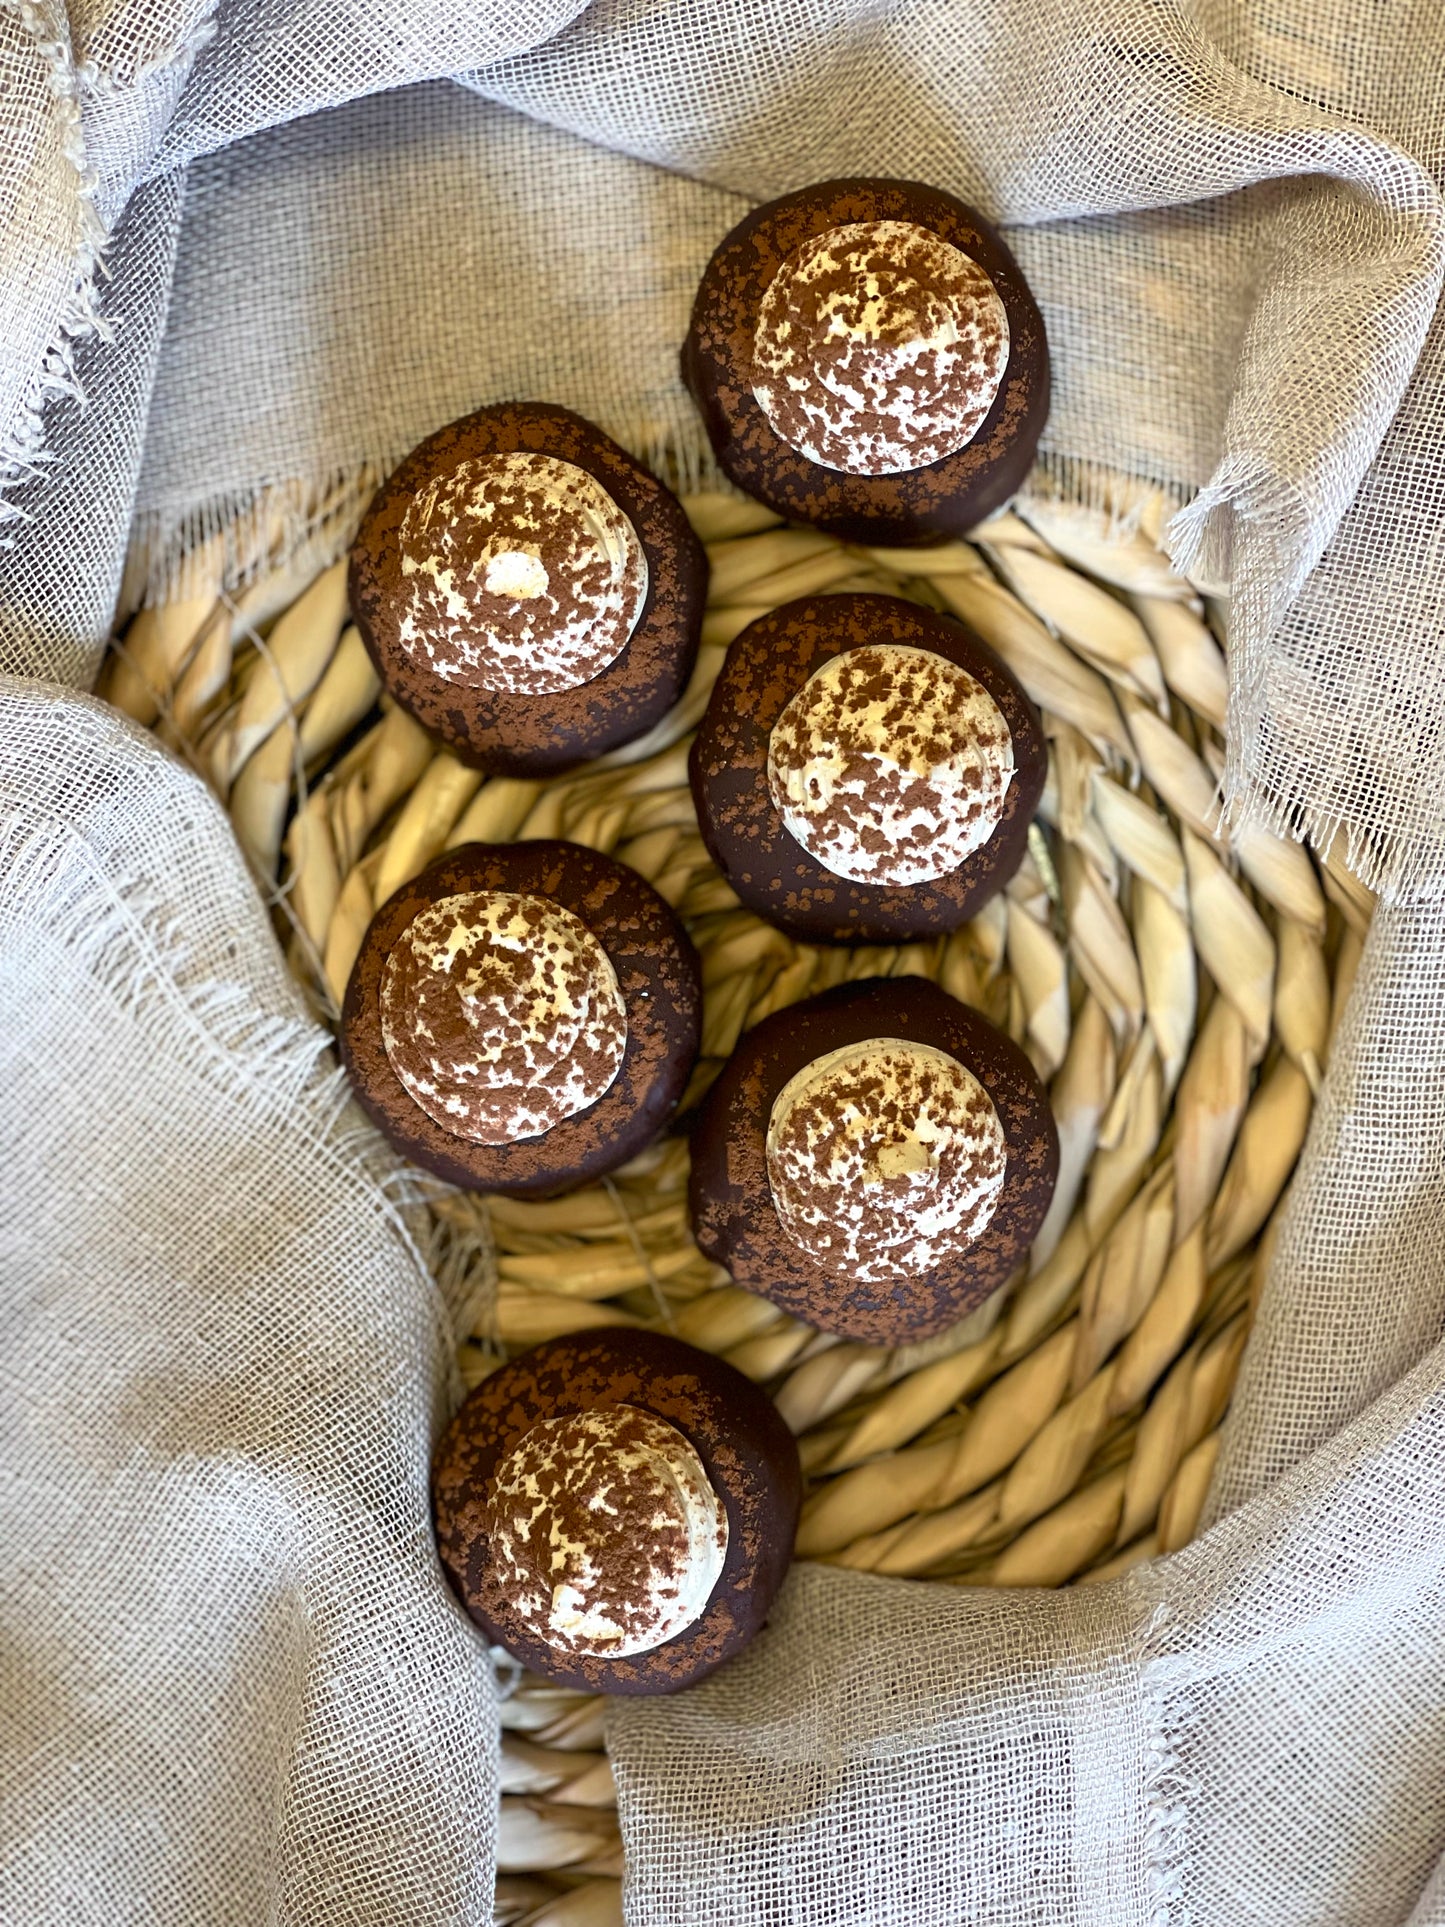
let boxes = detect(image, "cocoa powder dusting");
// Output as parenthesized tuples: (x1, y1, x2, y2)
(766, 1037, 1008, 1283)
(751, 220, 1009, 476)
(378, 889, 627, 1145)
(394, 450, 648, 695)
(766, 643, 1013, 886)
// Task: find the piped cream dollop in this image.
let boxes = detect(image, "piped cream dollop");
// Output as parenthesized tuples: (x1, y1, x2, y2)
(484, 1405, 729, 1658)
(767, 643, 1014, 886)
(766, 1037, 1007, 1282)
(751, 219, 1010, 476)
(379, 890, 626, 1145)
(394, 451, 649, 694)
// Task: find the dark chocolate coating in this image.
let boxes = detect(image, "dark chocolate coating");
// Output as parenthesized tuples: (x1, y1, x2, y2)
(689, 977, 1059, 1343)
(690, 592, 1047, 944)
(349, 403, 707, 774)
(682, 179, 1050, 545)
(432, 1328, 802, 1694)
(340, 840, 701, 1196)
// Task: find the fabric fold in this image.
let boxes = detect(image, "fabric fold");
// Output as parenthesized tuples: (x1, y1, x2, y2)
(0, 681, 497, 1927)
(611, 1565, 1157, 1926)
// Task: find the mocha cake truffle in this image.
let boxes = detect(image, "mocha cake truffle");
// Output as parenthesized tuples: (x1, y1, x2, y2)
(682, 178, 1049, 544)
(433, 1327, 802, 1693)
(690, 977, 1058, 1343)
(340, 840, 701, 1195)
(349, 403, 706, 773)
(690, 592, 1047, 944)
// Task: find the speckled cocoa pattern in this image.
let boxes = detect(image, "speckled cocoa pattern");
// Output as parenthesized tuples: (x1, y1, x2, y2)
(688, 977, 1059, 1343)
(349, 403, 707, 773)
(340, 841, 701, 1195)
(432, 1329, 802, 1694)
(378, 890, 627, 1144)
(689, 593, 1047, 944)
(682, 179, 1050, 544)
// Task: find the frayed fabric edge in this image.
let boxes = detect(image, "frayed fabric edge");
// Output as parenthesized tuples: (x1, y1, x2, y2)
(120, 444, 1205, 622)
(74, 5, 218, 100)
(1215, 772, 1411, 904)
(0, 0, 111, 525)
(0, 767, 478, 1389)
(1167, 464, 1431, 899)
(1019, 453, 1405, 891)
(1137, 1599, 1200, 1927)
(1020, 448, 1194, 546)
(123, 465, 390, 615)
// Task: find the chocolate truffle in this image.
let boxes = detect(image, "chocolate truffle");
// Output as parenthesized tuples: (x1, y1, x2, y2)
(689, 976, 1058, 1343)
(682, 179, 1049, 544)
(433, 1327, 802, 1693)
(340, 840, 701, 1195)
(690, 592, 1047, 944)
(349, 403, 707, 773)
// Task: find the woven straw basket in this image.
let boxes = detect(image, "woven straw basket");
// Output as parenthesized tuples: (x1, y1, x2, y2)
(102, 484, 1372, 1927)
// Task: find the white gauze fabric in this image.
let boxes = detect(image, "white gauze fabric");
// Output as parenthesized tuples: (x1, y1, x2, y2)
(2, 1, 1445, 1923)
(0, 681, 498, 1925)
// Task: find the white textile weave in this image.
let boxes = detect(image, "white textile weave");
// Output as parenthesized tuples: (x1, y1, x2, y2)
(0, 683, 497, 1925)
(2, 2, 1445, 1923)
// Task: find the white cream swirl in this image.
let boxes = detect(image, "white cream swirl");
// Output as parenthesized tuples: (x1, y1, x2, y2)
(751, 219, 1010, 476)
(767, 643, 1015, 887)
(379, 890, 626, 1145)
(484, 1405, 729, 1658)
(766, 1037, 1007, 1282)
(394, 451, 648, 694)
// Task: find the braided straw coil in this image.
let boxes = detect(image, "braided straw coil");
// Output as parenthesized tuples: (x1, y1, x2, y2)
(102, 488, 1371, 1927)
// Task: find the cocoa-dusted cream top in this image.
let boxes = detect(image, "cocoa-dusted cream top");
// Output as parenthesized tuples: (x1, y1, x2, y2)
(379, 889, 626, 1145)
(766, 1035, 1008, 1282)
(393, 450, 648, 693)
(767, 643, 1015, 886)
(483, 1405, 729, 1658)
(751, 219, 1010, 476)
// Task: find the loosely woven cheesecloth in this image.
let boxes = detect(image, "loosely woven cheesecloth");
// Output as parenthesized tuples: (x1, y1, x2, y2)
(2, 3, 1444, 1924)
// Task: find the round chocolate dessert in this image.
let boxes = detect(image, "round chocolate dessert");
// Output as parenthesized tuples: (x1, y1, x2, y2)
(433, 1327, 802, 1693)
(690, 592, 1047, 944)
(340, 840, 701, 1195)
(349, 403, 707, 773)
(682, 179, 1049, 544)
(690, 977, 1058, 1343)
